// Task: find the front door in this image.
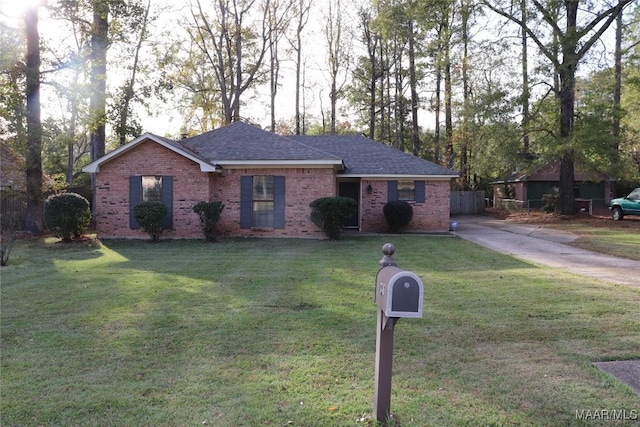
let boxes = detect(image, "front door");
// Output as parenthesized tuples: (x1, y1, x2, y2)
(338, 181, 360, 228)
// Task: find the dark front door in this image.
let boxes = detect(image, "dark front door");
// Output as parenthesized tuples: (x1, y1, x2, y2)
(339, 181, 360, 228)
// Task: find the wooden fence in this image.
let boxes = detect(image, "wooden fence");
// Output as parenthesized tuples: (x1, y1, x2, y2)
(1, 192, 27, 227)
(450, 191, 486, 215)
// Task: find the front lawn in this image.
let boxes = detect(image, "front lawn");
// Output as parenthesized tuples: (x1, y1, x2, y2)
(2, 236, 639, 426)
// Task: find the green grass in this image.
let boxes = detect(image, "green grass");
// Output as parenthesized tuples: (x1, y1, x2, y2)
(552, 223, 640, 261)
(2, 236, 639, 426)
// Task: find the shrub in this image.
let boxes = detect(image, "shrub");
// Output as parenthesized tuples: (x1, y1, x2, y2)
(193, 201, 225, 241)
(383, 200, 413, 232)
(1, 212, 22, 266)
(134, 201, 168, 242)
(310, 196, 357, 240)
(43, 192, 91, 242)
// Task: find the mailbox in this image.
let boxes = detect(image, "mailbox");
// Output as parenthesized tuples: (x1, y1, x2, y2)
(376, 265, 423, 318)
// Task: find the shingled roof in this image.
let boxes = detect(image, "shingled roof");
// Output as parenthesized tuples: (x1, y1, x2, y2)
(182, 121, 341, 163)
(290, 134, 458, 178)
(84, 121, 458, 178)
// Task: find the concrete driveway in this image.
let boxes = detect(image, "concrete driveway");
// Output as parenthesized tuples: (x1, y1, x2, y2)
(452, 215, 639, 288)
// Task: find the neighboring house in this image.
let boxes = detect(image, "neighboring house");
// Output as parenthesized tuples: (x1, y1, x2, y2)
(1, 142, 27, 193)
(491, 160, 615, 209)
(82, 121, 458, 239)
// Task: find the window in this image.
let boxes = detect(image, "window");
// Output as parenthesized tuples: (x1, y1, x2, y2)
(397, 181, 416, 201)
(388, 180, 425, 203)
(142, 176, 163, 202)
(129, 176, 173, 229)
(252, 175, 274, 227)
(240, 176, 285, 229)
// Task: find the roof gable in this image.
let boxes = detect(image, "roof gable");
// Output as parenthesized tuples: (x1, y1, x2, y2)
(82, 133, 219, 173)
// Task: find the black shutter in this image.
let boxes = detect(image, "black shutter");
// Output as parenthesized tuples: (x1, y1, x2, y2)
(240, 176, 252, 229)
(129, 176, 142, 229)
(273, 176, 285, 229)
(161, 176, 173, 229)
(388, 181, 398, 202)
(415, 181, 425, 203)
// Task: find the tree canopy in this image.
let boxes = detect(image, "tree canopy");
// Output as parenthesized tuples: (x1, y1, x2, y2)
(1, 0, 638, 214)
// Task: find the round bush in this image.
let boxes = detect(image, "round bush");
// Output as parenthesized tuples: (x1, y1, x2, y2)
(43, 192, 91, 241)
(383, 200, 413, 232)
(134, 201, 168, 241)
(193, 201, 225, 241)
(310, 196, 357, 240)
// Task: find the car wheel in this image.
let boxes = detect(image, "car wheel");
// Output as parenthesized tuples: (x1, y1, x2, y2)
(612, 207, 624, 221)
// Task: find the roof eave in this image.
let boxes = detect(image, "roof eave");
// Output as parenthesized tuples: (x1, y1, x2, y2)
(215, 159, 345, 170)
(340, 173, 459, 179)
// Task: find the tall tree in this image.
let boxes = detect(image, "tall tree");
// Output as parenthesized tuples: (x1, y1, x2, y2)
(324, 0, 351, 134)
(113, 0, 152, 145)
(187, 0, 271, 125)
(484, 0, 634, 214)
(24, 4, 43, 234)
(356, 5, 381, 139)
(407, 18, 420, 156)
(90, 0, 108, 162)
(519, 0, 530, 155)
(266, 0, 293, 132)
(288, 0, 311, 135)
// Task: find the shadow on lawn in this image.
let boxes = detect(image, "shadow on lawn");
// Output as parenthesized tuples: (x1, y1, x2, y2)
(5, 236, 638, 425)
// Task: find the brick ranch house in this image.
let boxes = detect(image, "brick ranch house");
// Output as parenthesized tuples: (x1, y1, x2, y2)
(82, 121, 458, 239)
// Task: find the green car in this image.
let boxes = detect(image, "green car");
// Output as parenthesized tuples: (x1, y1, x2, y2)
(610, 187, 640, 220)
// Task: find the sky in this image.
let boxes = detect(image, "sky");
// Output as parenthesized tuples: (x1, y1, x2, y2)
(0, 0, 623, 140)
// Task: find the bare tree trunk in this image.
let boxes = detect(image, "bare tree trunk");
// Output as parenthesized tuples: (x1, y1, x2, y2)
(359, 7, 379, 139)
(325, 0, 349, 134)
(24, 5, 43, 234)
(460, 1, 471, 188)
(290, 0, 310, 135)
(434, 68, 441, 164)
(555, 3, 579, 215)
(612, 12, 622, 152)
(444, 45, 453, 169)
(408, 20, 419, 157)
(118, 0, 151, 145)
(90, 0, 108, 162)
(520, 0, 530, 154)
(90, 0, 108, 224)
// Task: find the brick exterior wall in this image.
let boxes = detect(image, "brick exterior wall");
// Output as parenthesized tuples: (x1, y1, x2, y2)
(93, 141, 451, 239)
(360, 179, 451, 233)
(212, 167, 333, 239)
(94, 140, 210, 239)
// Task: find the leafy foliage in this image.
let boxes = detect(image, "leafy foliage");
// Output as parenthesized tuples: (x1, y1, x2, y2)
(134, 201, 167, 242)
(383, 200, 413, 232)
(193, 201, 224, 241)
(309, 196, 357, 240)
(43, 192, 91, 242)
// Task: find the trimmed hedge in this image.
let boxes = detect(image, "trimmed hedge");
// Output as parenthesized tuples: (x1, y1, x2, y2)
(43, 192, 91, 242)
(134, 201, 168, 242)
(310, 196, 357, 240)
(193, 201, 225, 241)
(383, 200, 413, 232)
